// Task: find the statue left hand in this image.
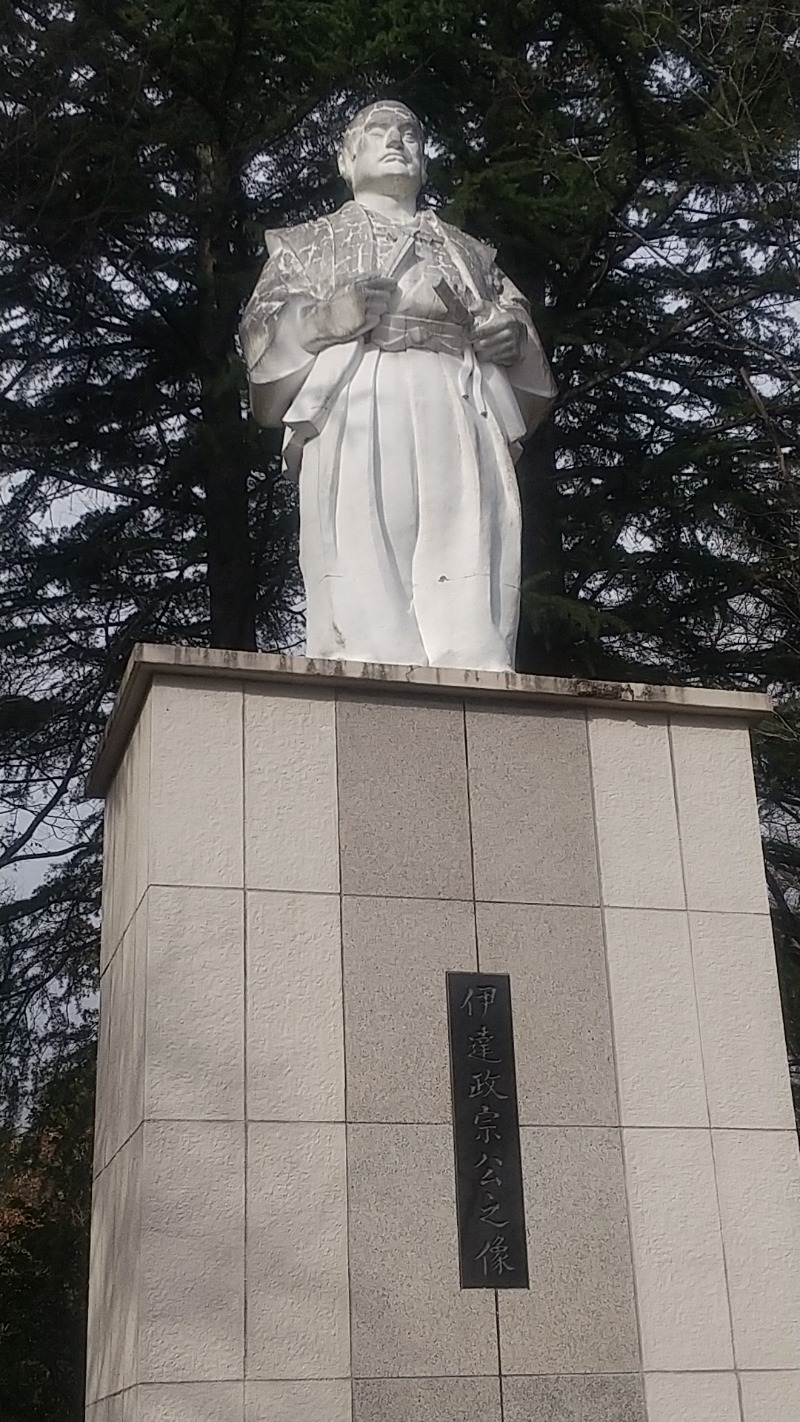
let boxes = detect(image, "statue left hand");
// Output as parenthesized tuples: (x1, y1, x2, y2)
(471, 307, 524, 366)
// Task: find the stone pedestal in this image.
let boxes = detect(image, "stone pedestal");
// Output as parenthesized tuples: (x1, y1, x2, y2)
(85, 646, 800, 1422)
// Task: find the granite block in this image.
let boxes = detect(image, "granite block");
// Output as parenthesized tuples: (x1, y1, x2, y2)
(144, 886, 244, 1121)
(645, 1371, 741, 1422)
(149, 675, 243, 889)
(623, 1127, 733, 1370)
(502, 1373, 645, 1422)
(85, 1400, 106, 1422)
(135, 1382, 244, 1422)
(247, 1123, 350, 1379)
(353, 1376, 501, 1421)
(343, 895, 476, 1123)
(245, 1380, 351, 1422)
(467, 704, 598, 906)
(90, 669, 795, 1416)
(117, 905, 146, 1150)
(88, 1398, 128, 1422)
(670, 717, 769, 913)
(348, 1124, 496, 1376)
(244, 685, 339, 893)
(498, 1128, 640, 1374)
(589, 712, 684, 909)
(101, 687, 151, 968)
(476, 902, 616, 1126)
(98, 871, 145, 1176)
(94, 930, 121, 1174)
(247, 891, 344, 1122)
(112, 1129, 142, 1398)
(337, 696, 472, 899)
(138, 1120, 244, 1382)
(604, 908, 707, 1127)
(90, 1131, 142, 1403)
(690, 912, 795, 1128)
(740, 1371, 800, 1421)
(86, 1154, 115, 1403)
(713, 1128, 800, 1369)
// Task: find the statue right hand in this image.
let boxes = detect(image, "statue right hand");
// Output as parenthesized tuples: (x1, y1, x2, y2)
(300, 277, 397, 351)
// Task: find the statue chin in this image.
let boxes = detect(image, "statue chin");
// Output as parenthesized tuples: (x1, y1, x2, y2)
(350, 166, 422, 201)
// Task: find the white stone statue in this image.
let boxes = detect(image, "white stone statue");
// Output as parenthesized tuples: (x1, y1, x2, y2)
(240, 100, 556, 671)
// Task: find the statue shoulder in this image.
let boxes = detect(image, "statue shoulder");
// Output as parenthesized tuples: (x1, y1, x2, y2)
(264, 213, 330, 262)
(265, 203, 362, 263)
(434, 216, 498, 269)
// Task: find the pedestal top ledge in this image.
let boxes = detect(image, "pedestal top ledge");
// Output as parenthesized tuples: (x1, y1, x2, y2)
(86, 641, 772, 798)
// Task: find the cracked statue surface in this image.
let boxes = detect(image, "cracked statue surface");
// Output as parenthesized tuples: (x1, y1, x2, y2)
(240, 101, 556, 672)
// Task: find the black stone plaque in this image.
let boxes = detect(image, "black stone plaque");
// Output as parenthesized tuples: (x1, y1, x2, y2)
(446, 971, 529, 1289)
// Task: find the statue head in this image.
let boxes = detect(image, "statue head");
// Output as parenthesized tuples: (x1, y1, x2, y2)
(337, 101, 427, 202)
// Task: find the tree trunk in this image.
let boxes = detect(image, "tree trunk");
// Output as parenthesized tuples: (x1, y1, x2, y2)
(201, 381, 257, 651)
(196, 143, 257, 651)
(515, 409, 566, 675)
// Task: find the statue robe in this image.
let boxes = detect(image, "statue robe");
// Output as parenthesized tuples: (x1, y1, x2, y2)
(240, 201, 556, 671)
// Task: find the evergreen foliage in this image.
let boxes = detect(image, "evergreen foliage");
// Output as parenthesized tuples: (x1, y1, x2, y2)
(1, 3, 799, 1414)
(0, 1047, 95, 1420)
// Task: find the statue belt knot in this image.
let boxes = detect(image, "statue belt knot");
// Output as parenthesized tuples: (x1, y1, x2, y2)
(240, 101, 556, 672)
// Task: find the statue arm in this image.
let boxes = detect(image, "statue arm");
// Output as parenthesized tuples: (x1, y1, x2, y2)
(492, 267, 532, 323)
(489, 264, 557, 434)
(239, 244, 319, 427)
(240, 239, 397, 427)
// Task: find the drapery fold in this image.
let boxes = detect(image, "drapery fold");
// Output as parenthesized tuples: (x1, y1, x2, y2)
(239, 201, 556, 670)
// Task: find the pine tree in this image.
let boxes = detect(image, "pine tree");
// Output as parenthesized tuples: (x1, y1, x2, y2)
(0, 0, 467, 1111)
(421, 2, 800, 686)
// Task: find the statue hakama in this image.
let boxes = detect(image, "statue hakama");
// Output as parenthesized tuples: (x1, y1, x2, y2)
(240, 102, 556, 672)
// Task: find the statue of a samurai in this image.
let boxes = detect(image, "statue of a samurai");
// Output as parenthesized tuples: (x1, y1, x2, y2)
(240, 100, 556, 672)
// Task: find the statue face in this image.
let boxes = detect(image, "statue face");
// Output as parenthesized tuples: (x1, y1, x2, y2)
(339, 103, 426, 199)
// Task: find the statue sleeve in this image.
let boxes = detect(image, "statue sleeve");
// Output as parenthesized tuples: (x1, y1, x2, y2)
(239, 243, 318, 427)
(493, 264, 558, 436)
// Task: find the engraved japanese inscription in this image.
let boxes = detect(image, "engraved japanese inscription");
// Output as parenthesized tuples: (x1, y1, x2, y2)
(446, 971, 529, 1289)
